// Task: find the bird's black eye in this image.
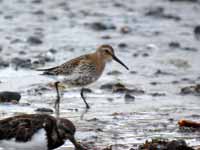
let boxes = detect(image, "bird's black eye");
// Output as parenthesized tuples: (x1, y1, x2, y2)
(104, 49, 110, 53)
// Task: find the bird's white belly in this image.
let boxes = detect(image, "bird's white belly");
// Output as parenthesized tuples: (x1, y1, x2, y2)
(0, 129, 48, 150)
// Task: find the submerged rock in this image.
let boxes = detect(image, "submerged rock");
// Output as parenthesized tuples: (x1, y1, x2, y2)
(11, 57, 32, 69)
(169, 0, 197, 2)
(194, 25, 200, 40)
(27, 36, 43, 45)
(180, 84, 200, 95)
(138, 139, 194, 150)
(88, 22, 116, 31)
(145, 7, 181, 21)
(0, 91, 21, 103)
(0, 58, 9, 68)
(124, 93, 135, 102)
(100, 83, 145, 94)
(35, 107, 54, 113)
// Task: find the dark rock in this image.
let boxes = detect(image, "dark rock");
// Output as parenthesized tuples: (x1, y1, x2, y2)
(89, 22, 116, 31)
(194, 25, 200, 40)
(154, 69, 174, 76)
(138, 139, 194, 150)
(120, 26, 132, 34)
(27, 36, 43, 45)
(100, 83, 113, 90)
(35, 108, 53, 113)
(118, 43, 128, 48)
(100, 83, 145, 94)
(19, 51, 26, 55)
(174, 0, 197, 1)
(0, 45, 2, 52)
(180, 84, 200, 95)
(145, 7, 164, 17)
(0, 91, 21, 103)
(0, 58, 9, 68)
(107, 70, 122, 75)
(11, 57, 32, 69)
(182, 47, 198, 52)
(169, 41, 181, 48)
(49, 48, 57, 54)
(128, 88, 145, 95)
(166, 140, 193, 150)
(32, 10, 45, 15)
(32, 0, 42, 3)
(150, 82, 159, 85)
(4, 15, 13, 20)
(145, 7, 181, 21)
(124, 93, 135, 102)
(82, 88, 92, 93)
(150, 93, 166, 97)
(112, 83, 127, 93)
(101, 35, 112, 39)
(142, 53, 149, 57)
(130, 71, 137, 74)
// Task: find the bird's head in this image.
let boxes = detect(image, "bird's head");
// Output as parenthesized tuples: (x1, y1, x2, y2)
(96, 45, 129, 70)
(57, 118, 86, 150)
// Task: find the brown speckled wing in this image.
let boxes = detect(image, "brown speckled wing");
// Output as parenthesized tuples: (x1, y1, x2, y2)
(38, 54, 90, 76)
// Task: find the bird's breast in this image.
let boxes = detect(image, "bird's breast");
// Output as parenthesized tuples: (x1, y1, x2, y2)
(0, 129, 48, 150)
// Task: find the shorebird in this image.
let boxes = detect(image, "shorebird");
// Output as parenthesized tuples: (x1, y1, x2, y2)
(38, 45, 129, 109)
(0, 114, 86, 150)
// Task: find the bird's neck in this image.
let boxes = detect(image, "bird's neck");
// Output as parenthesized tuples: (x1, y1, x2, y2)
(93, 52, 106, 75)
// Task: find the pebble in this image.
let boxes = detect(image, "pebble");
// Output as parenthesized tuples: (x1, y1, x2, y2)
(0, 58, 9, 68)
(194, 25, 200, 40)
(11, 57, 32, 69)
(35, 108, 54, 113)
(0, 91, 21, 103)
(180, 84, 200, 95)
(169, 41, 181, 48)
(120, 26, 132, 34)
(118, 43, 128, 48)
(89, 22, 116, 31)
(124, 93, 135, 102)
(27, 36, 43, 45)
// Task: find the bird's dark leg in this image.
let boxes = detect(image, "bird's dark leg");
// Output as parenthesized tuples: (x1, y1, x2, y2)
(80, 88, 90, 109)
(54, 81, 60, 118)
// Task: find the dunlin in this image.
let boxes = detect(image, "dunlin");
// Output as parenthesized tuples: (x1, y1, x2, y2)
(38, 45, 129, 109)
(0, 114, 86, 150)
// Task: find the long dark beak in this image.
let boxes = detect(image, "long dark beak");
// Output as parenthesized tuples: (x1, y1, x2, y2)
(112, 55, 129, 70)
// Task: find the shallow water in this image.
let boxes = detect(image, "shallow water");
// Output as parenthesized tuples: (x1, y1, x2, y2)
(0, 0, 200, 149)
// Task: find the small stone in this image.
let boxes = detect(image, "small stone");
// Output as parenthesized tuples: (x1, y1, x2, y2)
(107, 70, 122, 75)
(194, 25, 200, 40)
(101, 35, 112, 39)
(35, 108, 54, 113)
(32, 0, 42, 3)
(49, 48, 57, 54)
(32, 10, 45, 15)
(0, 91, 21, 103)
(169, 0, 197, 2)
(124, 93, 135, 102)
(27, 36, 43, 45)
(118, 43, 128, 48)
(142, 53, 149, 57)
(150, 92, 166, 97)
(145, 7, 164, 17)
(89, 22, 116, 31)
(120, 26, 132, 34)
(169, 41, 180, 48)
(0, 45, 2, 52)
(0, 58, 9, 68)
(11, 57, 32, 69)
